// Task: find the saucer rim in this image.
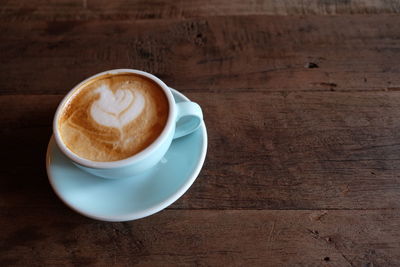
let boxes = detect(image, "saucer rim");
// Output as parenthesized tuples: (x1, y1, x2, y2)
(46, 88, 208, 222)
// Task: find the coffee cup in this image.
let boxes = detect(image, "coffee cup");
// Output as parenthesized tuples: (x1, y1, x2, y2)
(53, 69, 203, 179)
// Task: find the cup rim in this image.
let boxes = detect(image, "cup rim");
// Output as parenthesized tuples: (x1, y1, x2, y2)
(53, 69, 177, 169)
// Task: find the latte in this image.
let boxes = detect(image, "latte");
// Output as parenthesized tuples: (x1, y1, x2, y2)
(57, 73, 169, 162)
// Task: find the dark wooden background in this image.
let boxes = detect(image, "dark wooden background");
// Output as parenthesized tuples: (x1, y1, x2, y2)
(2, 0, 400, 266)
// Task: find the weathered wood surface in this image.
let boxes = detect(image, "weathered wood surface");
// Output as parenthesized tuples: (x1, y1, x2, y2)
(2, 0, 400, 266)
(2, 0, 400, 21)
(2, 15, 400, 96)
(1, 210, 400, 266)
(2, 91, 400, 210)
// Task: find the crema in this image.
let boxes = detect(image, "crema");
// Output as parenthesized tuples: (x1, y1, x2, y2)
(58, 73, 169, 162)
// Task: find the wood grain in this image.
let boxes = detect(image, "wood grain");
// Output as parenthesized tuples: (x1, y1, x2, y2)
(1, 209, 399, 266)
(2, 1, 400, 265)
(2, 15, 400, 96)
(1, 0, 400, 22)
(2, 91, 400, 210)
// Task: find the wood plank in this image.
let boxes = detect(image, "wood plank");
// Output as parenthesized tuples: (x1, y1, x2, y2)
(0, 209, 399, 266)
(3, 2, 400, 265)
(1, 0, 400, 22)
(1, 15, 400, 95)
(2, 91, 400, 210)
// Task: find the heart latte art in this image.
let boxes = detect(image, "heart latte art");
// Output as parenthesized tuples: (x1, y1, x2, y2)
(90, 85, 145, 129)
(58, 73, 169, 162)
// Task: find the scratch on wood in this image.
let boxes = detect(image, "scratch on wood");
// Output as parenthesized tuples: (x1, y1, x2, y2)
(268, 221, 276, 242)
(307, 226, 354, 266)
(307, 228, 320, 239)
(83, 0, 87, 9)
(309, 211, 328, 222)
(342, 184, 350, 196)
(341, 253, 354, 267)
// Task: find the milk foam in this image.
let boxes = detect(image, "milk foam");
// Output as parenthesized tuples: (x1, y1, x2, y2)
(58, 73, 169, 162)
(90, 84, 145, 129)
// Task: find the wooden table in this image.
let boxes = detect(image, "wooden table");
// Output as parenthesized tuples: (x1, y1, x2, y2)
(2, 1, 400, 265)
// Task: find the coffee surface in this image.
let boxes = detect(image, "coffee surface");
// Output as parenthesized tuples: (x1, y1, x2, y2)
(58, 73, 169, 162)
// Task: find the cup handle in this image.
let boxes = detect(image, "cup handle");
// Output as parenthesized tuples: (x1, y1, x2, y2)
(173, 102, 203, 139)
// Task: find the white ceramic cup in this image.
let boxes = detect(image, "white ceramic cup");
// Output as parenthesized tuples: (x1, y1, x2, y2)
(53, 69, 203, 179)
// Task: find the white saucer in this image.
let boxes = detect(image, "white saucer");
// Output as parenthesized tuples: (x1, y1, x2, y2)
(46, 88, 207, 222)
